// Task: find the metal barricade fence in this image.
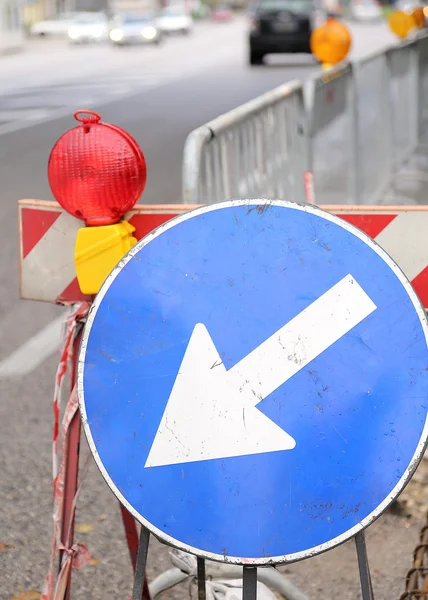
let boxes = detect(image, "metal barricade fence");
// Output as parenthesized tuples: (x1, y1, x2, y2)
(182, 31, 428, 206)
(304, 63, 356, 205)
(353, 49, 393, 204)
(418, 35, 428, 137)
(182, 81, 307, 205)
(389, 41, 419, 167)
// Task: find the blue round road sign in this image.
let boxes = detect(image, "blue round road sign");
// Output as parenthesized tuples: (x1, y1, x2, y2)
(79, 200, 428, 565)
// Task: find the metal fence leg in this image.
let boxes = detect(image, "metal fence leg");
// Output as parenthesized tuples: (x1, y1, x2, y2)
(197, 557, 206, 600)
(348, 66, 361, 205)
(132, 526, 151, 600)
(355, 531, 374, 600)
(411, 43, 420, 152)
(243, 566, 257, 600)
(382, 52, 394, 195)
(302, 79, 316, 204)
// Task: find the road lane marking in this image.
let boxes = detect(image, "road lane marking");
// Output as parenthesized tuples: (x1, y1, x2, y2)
(0, 314, 65, 378)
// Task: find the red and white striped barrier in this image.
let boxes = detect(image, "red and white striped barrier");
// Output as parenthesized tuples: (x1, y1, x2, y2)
(18, 201, 428, 308)
(18, 200, 196, 304)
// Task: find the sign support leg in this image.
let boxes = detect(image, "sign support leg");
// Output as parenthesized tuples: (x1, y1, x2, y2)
(120, 505, 151, 600)
(355, 531, 374, 600)
(120, 504, 139, 571)
(243, 566, 257, 600)
(197, 557, 206, 600)
(132, 525, 150, 600)
(59, 328, 83, 600)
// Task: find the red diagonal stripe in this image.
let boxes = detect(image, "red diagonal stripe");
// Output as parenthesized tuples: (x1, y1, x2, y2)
(129, 213, 179, 241)
(411, 267, 428, 308)
(338, 214, 397, 239)
(21, 208, 61, 258)
(57, 278, 91, 304)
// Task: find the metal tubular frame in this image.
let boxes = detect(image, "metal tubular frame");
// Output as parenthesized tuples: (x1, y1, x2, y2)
(182, 81, 307, 205)
(131, 530, 379, 600)
(182, 31, 428, 207)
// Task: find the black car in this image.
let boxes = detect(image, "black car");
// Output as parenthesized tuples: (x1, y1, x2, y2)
(249, 0, 319, 65)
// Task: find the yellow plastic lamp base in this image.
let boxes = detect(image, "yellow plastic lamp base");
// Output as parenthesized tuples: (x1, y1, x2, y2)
(74, 220, 137, 295)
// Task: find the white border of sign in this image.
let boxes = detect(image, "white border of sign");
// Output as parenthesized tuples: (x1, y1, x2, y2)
(78, 199, 428, 566)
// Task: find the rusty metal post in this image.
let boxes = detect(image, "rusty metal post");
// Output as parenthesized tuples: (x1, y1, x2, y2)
(58, 328, 83, 600)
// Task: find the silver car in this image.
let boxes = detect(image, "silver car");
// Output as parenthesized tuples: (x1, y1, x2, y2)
(68, 13, 109, 43)
(350, 0, 382, 21)
(109, 13, 162, 45)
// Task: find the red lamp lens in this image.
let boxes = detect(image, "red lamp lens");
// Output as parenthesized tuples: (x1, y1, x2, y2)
(48, 113, 147, 226)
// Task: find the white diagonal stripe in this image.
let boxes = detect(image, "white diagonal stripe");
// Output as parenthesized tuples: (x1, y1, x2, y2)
(232, 273, 377, 403)
(22, 211, 81, 302)
(375, 212, 428, 282)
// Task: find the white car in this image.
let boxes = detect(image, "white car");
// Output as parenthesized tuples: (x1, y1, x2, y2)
(350, 0, 383, 21)
(157, 6, 193, 34)
(68, 13, 109, 43)
(109, 13, 163, 45)
(395, 0, 421, 10)
(30, 12, 80, 36)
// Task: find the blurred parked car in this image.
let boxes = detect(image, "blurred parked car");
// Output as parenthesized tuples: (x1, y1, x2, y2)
(212, 5, 234, 20)
(157, 6, 193, 34)
(192, 1, 210, 18)
(350, 0, 382, 21)
(68, 12, 109, 43)
(323, 0, 343, 17)
(109, 12, 162, 45)
(395, 0, 428, 21)
(249, 0, 324, 65)
(247, 1, 257, 14)
(395, 0, 421, 10)
(30, 12, 80, 36)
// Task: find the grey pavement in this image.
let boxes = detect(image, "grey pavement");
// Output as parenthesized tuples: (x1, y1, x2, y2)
(0, 17, 426, 600)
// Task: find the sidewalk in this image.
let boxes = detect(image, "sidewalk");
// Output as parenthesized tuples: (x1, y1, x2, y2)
(348, 20, 398, 60)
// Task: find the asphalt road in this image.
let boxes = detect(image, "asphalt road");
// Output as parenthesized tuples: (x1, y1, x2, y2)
(0, 17, 422, 600)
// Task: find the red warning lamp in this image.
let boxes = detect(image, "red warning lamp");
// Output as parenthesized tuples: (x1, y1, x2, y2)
(48, 110, 146, 226)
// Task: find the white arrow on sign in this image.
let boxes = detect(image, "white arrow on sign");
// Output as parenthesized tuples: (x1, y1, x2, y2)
(145, 274, 376, 468)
